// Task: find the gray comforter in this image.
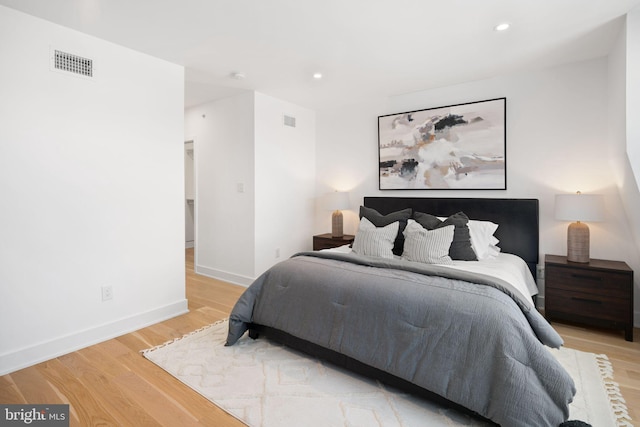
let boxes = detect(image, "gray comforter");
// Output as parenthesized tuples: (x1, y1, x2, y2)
(227, 251, 576, 426)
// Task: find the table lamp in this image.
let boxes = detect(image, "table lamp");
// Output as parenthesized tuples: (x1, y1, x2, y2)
(326, 191, 349, 238)
(555, 191, 605, 263)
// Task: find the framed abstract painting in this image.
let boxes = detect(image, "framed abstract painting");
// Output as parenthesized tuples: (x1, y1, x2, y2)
(378, 98, 506, 190)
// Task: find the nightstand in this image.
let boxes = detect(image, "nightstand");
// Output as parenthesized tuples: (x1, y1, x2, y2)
(313, 233, 355, 251)
(544, 254, 634, 341)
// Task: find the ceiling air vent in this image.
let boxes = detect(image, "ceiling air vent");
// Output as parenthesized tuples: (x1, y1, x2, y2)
(283, 115, 296, 128)
(54, 50, 93, 77)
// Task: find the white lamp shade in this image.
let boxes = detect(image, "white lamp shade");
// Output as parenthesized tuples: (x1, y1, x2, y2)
(555, 194, 604, 222)
(326, 191, 349, 211)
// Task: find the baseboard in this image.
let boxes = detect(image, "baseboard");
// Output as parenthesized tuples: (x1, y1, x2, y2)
(0, 299, 188, 376)
(185, 241, 194, 249)
(195, 264, 254, 287)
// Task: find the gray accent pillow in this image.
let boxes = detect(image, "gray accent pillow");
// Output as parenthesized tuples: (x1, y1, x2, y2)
(359, 206, 412, 256)
(412, 211, 478, 261)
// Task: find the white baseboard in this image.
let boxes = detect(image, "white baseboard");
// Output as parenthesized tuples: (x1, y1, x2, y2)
(185, 241, 194, 249)
(0, 299, 188, 376)
(195, 264, 254, 287)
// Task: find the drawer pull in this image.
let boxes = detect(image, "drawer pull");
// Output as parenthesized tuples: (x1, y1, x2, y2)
(570, 297, 602, 305)
(571, 274, 603, 282)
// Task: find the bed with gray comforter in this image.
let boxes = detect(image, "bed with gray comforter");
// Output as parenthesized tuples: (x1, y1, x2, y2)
(226, 251, 576, 427)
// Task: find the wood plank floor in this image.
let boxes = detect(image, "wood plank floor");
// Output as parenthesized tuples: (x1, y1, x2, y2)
(2, 248, 639, 425)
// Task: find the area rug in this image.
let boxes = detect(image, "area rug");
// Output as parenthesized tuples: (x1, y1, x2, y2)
(142, 319, 632, 427)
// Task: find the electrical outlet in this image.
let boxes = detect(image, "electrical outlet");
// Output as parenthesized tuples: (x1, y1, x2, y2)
(101, 286, 113, 301)
(537, 266, 545, 279)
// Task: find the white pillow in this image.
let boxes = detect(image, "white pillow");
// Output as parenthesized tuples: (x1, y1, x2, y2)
(352, 217, 399, 259)
(485, 238, 501, 258)
(468, 219, 500, 260)
(402, 220, 454, 264)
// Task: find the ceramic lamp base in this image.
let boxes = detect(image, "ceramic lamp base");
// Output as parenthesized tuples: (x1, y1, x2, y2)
(331, 210, 344, 238)
(567, 221, 590, 263)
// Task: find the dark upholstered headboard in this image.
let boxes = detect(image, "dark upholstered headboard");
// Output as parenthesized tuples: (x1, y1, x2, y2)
(363, 197, 539, 280)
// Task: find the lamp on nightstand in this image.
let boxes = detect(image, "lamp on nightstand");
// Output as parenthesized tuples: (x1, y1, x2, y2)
(326, 191, 349, 238)
(555, 191, 605, 263)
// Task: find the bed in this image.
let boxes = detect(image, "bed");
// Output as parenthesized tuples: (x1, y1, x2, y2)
(226, 197, 576, 426)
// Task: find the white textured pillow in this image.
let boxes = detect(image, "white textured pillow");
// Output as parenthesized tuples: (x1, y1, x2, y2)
(352, 217, 399, 259)
(468, 220, 500, 260)
(402, 220, 454, 264)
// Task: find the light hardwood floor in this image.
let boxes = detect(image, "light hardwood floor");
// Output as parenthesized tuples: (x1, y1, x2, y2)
(1, 248, 639, 425)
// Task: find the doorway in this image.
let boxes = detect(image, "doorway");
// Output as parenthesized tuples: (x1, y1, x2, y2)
(185, 140, 195, 249)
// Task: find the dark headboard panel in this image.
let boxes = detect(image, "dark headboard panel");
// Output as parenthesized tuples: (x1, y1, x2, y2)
(364, 197, 539, 279)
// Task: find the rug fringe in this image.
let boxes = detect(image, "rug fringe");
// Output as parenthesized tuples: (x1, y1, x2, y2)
(594, 354, 633, 427)
(140, 318, 228, 356)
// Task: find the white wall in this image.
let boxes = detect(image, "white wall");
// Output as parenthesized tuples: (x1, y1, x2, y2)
(609, 12, 640, 317)
(254, 93, 316, 274)
(315, 96, 390, 232)
(185, 91, 316, 284)
(625, 11, 640, 273)
(315, 57, 640, 321)
(0, 6, 187, 374)
(185, 92, 256, 285)
(628, 8, 640, 185)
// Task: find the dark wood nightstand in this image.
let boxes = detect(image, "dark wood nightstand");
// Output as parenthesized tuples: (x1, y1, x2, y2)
(313, 233, 355, 251)
(544, 254, 634, 341)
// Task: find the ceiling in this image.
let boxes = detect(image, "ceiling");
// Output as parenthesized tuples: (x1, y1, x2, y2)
(1, 0, 639, 110)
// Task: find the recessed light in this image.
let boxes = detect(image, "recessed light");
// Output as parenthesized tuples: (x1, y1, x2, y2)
(494, 23, 510, 32)
(313, 72, 323, 79)
(230, 71, 246, 80)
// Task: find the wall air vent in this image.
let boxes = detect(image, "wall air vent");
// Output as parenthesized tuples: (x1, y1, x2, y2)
(283, 115, 296, 128)
(54, 50, 93, 77)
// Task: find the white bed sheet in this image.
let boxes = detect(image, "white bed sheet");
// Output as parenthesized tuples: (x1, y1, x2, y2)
(322, 245, 537, 309)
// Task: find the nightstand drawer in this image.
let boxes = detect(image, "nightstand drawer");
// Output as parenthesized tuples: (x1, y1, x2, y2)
(314, 240, 345, 251)
(546, 288, 631, 323)
(313, 234, 355, 251)
(545, 267, 630, 298)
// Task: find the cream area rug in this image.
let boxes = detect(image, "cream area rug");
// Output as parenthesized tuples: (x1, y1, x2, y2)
(142, 319, 632, 427)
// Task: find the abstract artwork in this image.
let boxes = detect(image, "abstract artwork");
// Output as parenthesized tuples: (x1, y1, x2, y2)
(378, 98, 506, 190)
